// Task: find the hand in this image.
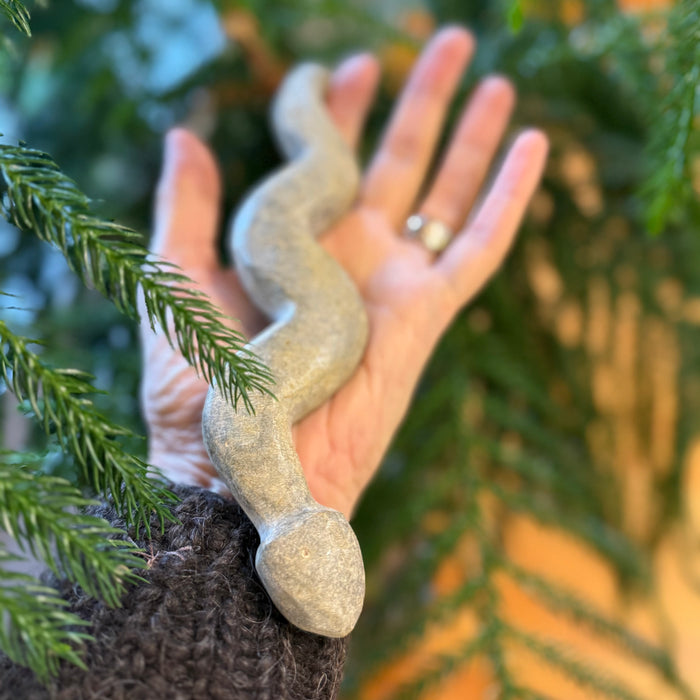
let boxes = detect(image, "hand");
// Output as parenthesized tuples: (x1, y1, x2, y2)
(140, 27, 549, 519)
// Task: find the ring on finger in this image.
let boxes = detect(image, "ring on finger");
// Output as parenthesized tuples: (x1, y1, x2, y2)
(403, 214, 454, 253)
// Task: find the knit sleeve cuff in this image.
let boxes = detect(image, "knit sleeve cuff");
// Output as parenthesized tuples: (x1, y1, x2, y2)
(0, 484, 349, 700)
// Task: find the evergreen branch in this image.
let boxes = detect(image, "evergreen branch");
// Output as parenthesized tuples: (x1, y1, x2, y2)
(361, 575, 487, 684)
(505, 625, 653, 700)
(643, 0, 700, 234)
(0, 455, 146, 606)
(501, 561, 674, 680)
(0, 321, 177, 531)
(507, 0, 524, 32)
(0, 0, 31, 36)
(396, 628, 492, 700)
(470, 342, 559, 418)
(0, 558, 90, 683)
(484, 481, 647, 583)
(362, 506, 481, 644)
(474, 427, 600, 513)
(512, 689, 559, 700)
(230, 0, 408, 46)
(481, 549, 512, 695)
(0, 144, 275, 412)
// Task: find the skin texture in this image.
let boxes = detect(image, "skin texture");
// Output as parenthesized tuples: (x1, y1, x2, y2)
(140, 27, 550, 522)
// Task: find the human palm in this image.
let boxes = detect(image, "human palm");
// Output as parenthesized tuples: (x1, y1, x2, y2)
(141, 27, 548, 519)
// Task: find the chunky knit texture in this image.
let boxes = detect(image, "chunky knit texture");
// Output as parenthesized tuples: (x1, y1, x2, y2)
(0, 485, 348, 699)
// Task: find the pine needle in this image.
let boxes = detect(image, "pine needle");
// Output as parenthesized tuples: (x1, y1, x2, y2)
(0, 562, 90, 683)
(396, 629, 492, 700)
(0, 321, 177, 532)
(0, 0, 31, 36)
(0, 455, 146, 605)
(643, 0, 700, 234)
(505, 625, 654, 700)
(501, 561, 673, 679)
(0, 143, 275, 414)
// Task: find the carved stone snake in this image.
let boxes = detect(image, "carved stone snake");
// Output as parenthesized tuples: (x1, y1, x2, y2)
(202, 64, 368, 638)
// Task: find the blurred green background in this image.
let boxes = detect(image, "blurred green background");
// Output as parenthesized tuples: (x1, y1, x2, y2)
(2, 0, 700, 698)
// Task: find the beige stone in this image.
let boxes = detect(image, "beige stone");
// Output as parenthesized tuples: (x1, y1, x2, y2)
(202, 64, 368, 637)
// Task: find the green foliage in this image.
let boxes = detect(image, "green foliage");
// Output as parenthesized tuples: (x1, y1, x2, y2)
(0, 0, 31, 36)
(0, 5, 271, 679)
(0, 320, 176, 531)
(643, 0, 700, 234)
(0, 0, 699, 695)
(343, 2, 700, 698)
(505, 625, 652, 700)
(0, 563, 90, 683)
(502, 562, 674, 680)
(0, 450, 148, 682)
(0, 452, 146, 605)
(0, 144, 274, 413)
(507, 0, 524, 32)
(398, 630, 492, 700)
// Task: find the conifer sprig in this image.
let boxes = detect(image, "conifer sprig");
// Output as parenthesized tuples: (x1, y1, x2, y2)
(644, 0, 700, 234)
(0, 455, 146, 605)
(502, 561, 672, 678)
(0, 455, 149, 683)
(507, 0, 524, 32)
(0, 558, 90, 683)
(0, 144, 275, 413)
(0, 320, 177, 531)
(0, 0, 30, 36)
(505, 625, 655, 700)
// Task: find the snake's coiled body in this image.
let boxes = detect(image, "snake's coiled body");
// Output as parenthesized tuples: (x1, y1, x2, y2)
(202, 65, 368, 637)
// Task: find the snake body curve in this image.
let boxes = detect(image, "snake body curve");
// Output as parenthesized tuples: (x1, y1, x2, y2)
(202, 64, 368, 638)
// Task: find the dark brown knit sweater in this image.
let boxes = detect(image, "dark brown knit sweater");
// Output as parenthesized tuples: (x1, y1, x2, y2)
(0, 485, 348, 699)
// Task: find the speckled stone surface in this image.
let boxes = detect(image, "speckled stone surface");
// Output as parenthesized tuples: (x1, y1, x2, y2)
(202, 64, 368, 638)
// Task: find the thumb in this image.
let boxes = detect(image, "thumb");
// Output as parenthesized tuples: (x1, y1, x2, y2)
(151, 128, 222, 269)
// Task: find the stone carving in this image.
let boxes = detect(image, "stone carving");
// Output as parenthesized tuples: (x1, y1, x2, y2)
(202, 64, 368, 638)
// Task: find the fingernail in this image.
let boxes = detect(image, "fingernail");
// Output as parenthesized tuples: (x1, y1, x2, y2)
(477, 75, 516, 103)
(335, 52, 379, 80)
(433, 25, 475, 52)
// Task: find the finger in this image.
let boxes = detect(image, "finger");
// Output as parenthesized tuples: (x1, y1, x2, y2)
(151, 128, 222, 269)
(326, 53, 381, 149)
(420, 75, 516, 230)
(361, 26, 475, 226)
(436, 129, 549, 305)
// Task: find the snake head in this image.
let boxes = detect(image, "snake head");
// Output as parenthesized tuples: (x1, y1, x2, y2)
(256, 509, 365, 638)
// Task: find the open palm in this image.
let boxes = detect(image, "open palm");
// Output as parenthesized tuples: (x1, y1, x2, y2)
(141, 27, 548, 519)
